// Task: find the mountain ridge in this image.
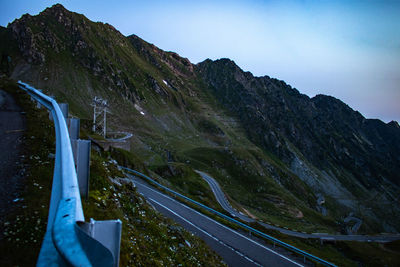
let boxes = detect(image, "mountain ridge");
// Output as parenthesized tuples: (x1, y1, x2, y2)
(1, 3, 399, 236)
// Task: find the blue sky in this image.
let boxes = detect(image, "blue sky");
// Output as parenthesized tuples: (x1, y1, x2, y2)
(1, 0, 399, 122)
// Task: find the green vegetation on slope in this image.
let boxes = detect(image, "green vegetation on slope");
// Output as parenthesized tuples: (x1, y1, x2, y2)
(2, 3, 400, 264)
(0, 78, 225, 266)
(85, 151, 225, 266)
(113, 147, 400, 267)
(2, 5, 324, 234)
(0, 78, 54, 266)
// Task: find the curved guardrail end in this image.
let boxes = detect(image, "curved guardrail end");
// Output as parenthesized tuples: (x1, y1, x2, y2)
(52, 198, 116, 267)
(36, 231, 63, 267)
(78, 219, 122, 267)
(75, 222, 115, 267)
(52, 198, 93, 266)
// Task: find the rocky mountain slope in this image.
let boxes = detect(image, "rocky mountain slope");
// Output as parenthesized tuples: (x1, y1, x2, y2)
(1, 4, 399, 235)
(196, 59, 400, 231)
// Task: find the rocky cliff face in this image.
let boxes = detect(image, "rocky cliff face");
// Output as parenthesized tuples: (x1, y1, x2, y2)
(196, 58, 400, 231)
(196, 58, 400, 188)
(1, 4, 399, 233)
(6, 4, 149, 104)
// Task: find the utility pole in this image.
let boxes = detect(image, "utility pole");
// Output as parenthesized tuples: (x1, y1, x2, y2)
(103, 104, 107, 138)
(91, 96, 109, 138)
(92, 101, 97, 133)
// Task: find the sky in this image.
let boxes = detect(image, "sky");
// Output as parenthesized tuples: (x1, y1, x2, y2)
(1, 0, 399, 122)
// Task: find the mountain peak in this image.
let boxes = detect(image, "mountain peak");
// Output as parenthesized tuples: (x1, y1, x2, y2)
(2, 4, 400, 237)
(9, 3, 73, 29)
(198, 58, 237, 66)
(45, 3, 68, 12)
(11, 4, 69, 25)
(388, 120, 400, 128)
(197, 58, 244, 75)
(216, 58, 236, 64)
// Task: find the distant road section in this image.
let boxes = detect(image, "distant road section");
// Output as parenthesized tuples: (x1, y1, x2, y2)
(196, 170, 400, 243)
(129, 174, 307, 267)
(106, 131, 132, 142)
(196, 170, 254, 223)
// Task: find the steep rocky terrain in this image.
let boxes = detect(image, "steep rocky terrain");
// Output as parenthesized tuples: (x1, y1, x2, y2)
(1, 3, 399, 238)
(196, 59, 400, 231)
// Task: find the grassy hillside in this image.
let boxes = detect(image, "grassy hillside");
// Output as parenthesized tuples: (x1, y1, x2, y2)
(1, 2, 399, 243)
(0, 78, 225, 266)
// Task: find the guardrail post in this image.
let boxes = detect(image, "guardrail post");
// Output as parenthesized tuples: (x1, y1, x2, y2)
(36, 89, 42, 109)
(35, 97, 42, 108)
(59, 103, 69, 119)
(71, 139, 91, 198)
(68, 118, 80, 140)
(79, 218, 122, 267)
(49, 102, 68, 122)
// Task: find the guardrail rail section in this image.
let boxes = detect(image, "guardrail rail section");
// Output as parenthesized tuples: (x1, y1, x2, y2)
(122, 166, 337, 267)
(18, 82, 122, 267)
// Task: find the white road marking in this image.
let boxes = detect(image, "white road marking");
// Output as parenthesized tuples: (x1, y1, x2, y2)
(199, 172, 248, 220)
(149, 197, 262, 266)
(134, 178, 304, 267)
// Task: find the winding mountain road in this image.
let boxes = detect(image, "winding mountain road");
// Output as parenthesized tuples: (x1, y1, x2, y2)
(106, 131, 133, 142)
(128, 174, 309, 267)
(196, 170, 254, 223)
(196, 170, 400, 243)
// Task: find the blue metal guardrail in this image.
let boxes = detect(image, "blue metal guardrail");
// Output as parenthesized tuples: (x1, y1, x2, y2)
(122, 166, 337, 267)
(18, 82, 120, 267)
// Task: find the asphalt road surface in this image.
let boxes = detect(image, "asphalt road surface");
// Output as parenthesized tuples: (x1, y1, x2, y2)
(196, 170, 255, 223)
(196, 170, 400, 243)
(128, 174, 309, 267)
